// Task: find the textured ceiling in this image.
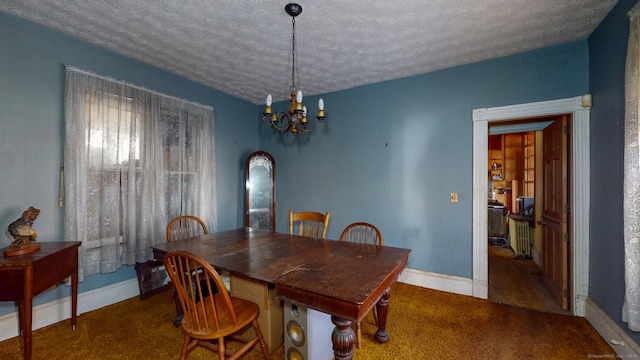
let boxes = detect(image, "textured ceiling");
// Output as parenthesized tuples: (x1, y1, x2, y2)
(0, 0, 618, 104)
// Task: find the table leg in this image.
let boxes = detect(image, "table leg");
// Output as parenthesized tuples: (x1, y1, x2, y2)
(374, 287, 391, 343)
(17, 300, 24, 336)
(23, 266, 33, 360)
(173, 289, 184, 326)
(71, 270, 78, 330)
(331, 316, 355, 360)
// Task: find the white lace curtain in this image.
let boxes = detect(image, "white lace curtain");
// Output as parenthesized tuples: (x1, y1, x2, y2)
(624, 1, 640, 332)
(64, 66, 216, 281)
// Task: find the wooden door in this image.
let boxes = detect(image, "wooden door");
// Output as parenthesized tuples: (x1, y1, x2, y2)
(542, 115, 570, 309)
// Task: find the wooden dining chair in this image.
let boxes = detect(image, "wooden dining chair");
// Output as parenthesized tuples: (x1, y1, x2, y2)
(289, 209, 331, 239)
(166, 215, 209, 325)
(339, 222, 384, 349)
(163, 250, 271, 360)
(167, 215, 208, 242)
(339, 222, 384, 246)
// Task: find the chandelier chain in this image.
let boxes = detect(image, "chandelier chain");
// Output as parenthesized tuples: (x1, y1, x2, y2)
(291, 16, 297, 93)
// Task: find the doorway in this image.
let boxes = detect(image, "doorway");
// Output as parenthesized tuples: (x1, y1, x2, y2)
(471, 95, 591, 316)
(486, 119, 570, 315)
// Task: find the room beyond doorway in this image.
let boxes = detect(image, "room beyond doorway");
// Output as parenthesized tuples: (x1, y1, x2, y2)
(471, 95, 591, 316)
(486, 123, 569, 314)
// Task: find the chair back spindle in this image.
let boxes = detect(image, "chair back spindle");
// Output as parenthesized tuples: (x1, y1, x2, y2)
(339, 222, 384, 246)
(289, 210, 331, 239)
(167, 215, 208, 242)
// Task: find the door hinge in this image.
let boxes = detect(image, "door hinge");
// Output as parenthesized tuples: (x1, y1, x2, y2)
(563, 125, 570, 135)
(563, 233, 569, 243)
(564, 288, 569, 298)
(563, 203, 570, 213)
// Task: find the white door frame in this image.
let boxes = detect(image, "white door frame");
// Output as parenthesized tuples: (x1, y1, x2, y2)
(472, 95, 591, 316)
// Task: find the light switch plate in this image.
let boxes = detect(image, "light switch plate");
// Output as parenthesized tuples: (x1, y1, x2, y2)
(450, 192, 459, 203)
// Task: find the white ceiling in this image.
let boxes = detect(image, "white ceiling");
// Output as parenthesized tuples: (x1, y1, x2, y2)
(0, 0, 618, 105)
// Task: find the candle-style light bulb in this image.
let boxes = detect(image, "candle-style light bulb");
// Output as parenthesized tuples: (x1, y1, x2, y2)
(295, 90, 303, 111)
(318, 98, 325, 118)
(265, 94, 272, 114)
(302, 105, 308, 123)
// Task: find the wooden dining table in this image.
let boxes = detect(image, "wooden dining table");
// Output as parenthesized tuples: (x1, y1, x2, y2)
(151, 227, 410, 360)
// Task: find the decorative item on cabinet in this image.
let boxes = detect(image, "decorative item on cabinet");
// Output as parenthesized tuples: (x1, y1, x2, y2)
(5, 206, 41, 256)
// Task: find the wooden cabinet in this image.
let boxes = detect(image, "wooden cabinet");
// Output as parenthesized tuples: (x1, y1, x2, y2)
(488, 135, 504, 180)
(523, 132, 535, 196)
(488, 132, 535, 211)
(0, 242, 81, 360)
(504, 134, 523, 182)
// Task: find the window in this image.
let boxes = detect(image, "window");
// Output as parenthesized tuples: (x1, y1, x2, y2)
(64, 67, 216, 281)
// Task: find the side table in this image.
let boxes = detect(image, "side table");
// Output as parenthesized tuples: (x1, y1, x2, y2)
(0, 241, 81, 360)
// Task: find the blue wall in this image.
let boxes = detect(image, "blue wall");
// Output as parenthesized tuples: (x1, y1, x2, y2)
(2, 2, 637, 344)
(262, 41, 589, 278)
(0, 13, 259, 311)
(589, 0, 640, 345)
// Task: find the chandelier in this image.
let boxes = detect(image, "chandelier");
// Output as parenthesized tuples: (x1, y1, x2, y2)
(263, 3, 326, 134)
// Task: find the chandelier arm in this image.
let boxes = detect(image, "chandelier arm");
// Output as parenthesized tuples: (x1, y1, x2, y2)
(295, 115, 319, 133)
(279, 113, 294, 132)
(261, 111, 324, 134)
(301, 120, 318, 132)
(262, 112, 293, 133)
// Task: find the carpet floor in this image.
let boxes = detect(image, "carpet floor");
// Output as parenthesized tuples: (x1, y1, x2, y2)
(0, 281, 615, 359)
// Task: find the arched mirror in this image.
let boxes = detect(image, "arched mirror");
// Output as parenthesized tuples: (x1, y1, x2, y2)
(245, 151, 276, 231)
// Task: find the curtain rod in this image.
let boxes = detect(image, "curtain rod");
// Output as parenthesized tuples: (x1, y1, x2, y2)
(65, 65, 214, 111)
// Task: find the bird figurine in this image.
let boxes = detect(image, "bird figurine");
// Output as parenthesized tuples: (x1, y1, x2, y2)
(8, 206, 40, 250)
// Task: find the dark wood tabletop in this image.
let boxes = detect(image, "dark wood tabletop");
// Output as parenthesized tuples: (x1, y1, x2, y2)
(151, 227, 411, 360)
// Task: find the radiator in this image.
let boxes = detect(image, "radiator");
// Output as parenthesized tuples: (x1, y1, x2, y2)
(508, 217, 533, 257)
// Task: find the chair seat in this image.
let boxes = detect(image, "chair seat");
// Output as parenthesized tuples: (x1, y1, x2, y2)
(183, 295, 260, 339)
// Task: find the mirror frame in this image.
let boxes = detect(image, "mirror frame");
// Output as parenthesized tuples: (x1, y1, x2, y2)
(245, 151, 276, 231)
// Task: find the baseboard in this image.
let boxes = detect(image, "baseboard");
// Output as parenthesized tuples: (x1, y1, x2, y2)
(399, 267, 474, 296)
(0, 278, 139, 342)
(585, 298, 640, 358)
